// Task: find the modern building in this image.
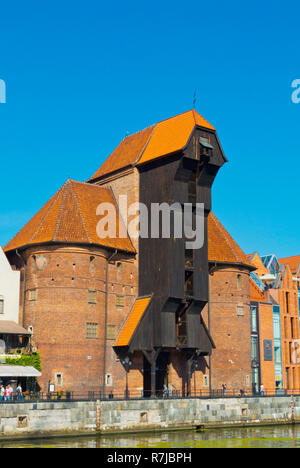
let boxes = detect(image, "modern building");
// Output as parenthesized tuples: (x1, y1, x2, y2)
(0, 246, 39, 389)
(247, 253, 300, 392)
(279, 255, 300, 316)
(0, 246, 20, 324)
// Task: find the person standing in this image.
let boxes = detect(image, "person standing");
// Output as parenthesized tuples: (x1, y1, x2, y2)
(222, 383, 227, 395)
(16, 383, 23, 401)
(163, 384, 169, 398)
(7, 384, 13, 401)
(0, 385, 4, 401)
(260, 384, 265, 396)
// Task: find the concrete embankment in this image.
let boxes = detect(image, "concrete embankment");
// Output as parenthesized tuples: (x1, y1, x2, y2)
(0, 396, 299, 439)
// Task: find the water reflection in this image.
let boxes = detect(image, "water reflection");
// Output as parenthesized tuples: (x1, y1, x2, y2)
(1, 425, 300, 448)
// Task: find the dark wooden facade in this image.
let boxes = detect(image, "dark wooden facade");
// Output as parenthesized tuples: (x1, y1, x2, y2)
(115, 126, 226, 395)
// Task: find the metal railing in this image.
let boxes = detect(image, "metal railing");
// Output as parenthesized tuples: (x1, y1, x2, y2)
(0, 388, 300, 403)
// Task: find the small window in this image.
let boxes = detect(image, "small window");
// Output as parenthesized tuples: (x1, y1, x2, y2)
(28, 289, 37, 301)
(237, 274, 241, 289)
(203, 375, 209, 388)
(237, 305, 244, 316)
(88, 290, 97, 304)
(286, 292, 290, 313)
(116, 262, 122, 280)
(86, 322, 98, 339)
(116, 295, 125, 307)
(55, 373, 63, 386)
(107, 325, 116, 340)
(105, 374, 113, 386)
(0, 297, 4, 314)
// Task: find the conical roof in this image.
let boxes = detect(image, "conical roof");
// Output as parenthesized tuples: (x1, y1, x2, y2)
(4, 180, 135, 253)
(207, 212, 252, 268)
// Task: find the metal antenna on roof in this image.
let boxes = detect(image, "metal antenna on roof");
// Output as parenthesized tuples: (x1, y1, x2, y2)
(193, 89, 197, 109)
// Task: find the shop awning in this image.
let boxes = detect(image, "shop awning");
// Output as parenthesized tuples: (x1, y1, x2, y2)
(0, 366, 41, 377)
(0, 321, 32, 335)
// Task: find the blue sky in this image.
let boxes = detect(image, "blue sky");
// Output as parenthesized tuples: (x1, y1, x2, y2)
(0, 0, 299, 258)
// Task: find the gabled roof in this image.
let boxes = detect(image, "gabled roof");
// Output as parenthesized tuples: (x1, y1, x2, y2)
(250, 278, 266, 302)
(246, 252, 269, 276)
(88, 109, 216, 181)
(278, 255, 300, 274)
(207, 212, 253, 268)
(4, 180, 135, 254)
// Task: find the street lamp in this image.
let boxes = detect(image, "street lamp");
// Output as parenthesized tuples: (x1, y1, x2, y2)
(192, 353, 200, 396)
(122, 356, 132, 399)
(192, 361, 199, 396)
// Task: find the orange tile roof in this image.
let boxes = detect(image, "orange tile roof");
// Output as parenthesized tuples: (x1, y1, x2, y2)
(250, 278, 266, 302)
(246, 252, 268, 276)
(207, 212, 253, 267)
(4, 180, 135, 253)
(278, 255, 300, 274)
(114, 296, 152, 347)
(88, 110, 215, 181)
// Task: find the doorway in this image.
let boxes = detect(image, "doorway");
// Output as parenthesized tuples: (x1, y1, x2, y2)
(143, 356, 151, 398)
(155, 352, 169, 396)
(143, 352, 170, 397)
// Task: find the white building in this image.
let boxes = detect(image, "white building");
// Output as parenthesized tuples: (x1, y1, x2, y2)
(0, 246, 20, 323)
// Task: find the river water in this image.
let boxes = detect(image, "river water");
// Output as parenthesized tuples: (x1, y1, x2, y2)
(1, 425, 300, 448)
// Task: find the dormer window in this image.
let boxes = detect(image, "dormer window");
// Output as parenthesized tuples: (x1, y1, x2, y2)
(199, 137, 214, 158)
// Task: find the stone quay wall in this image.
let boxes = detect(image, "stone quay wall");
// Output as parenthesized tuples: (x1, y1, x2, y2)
(0, 396, 299, 439)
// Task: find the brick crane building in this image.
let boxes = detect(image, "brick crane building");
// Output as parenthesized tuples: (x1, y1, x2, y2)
(4, 109, 257, 396)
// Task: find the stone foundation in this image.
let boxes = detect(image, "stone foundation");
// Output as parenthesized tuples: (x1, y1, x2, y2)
(0, 396, 299, 439)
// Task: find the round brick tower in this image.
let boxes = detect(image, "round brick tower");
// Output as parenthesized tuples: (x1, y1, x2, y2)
(207, 212, 254, 393)
(4, 180, 136, 394)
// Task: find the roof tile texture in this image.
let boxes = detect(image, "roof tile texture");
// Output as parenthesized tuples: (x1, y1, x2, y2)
(207, 212, 252, 266)
(114, 296, 152, 347)
(89, 110, 215, 180)
(4, 180, 135, 253)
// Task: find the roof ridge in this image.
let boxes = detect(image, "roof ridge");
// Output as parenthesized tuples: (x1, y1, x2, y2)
(53, 181, 70, 241)
(27, 185, 63, 245)
(71, 179, 111, 191)
(191, 108, 198, 125)
(122, 110, 195, 140)
(134, 124, 157, 165)
(68, 180, 92, 244)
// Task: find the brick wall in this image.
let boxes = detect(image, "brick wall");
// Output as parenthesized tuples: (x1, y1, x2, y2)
(269, 266, 300, 390)
(258, 302, 276, 392)
(20, 245, 136, 394)
(208, 265, 252, 393)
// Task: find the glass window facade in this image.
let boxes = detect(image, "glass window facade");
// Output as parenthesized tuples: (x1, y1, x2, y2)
(251, 304, 260, 394)
(273, 305, 283, 390)
(251, 305, 258, 332)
